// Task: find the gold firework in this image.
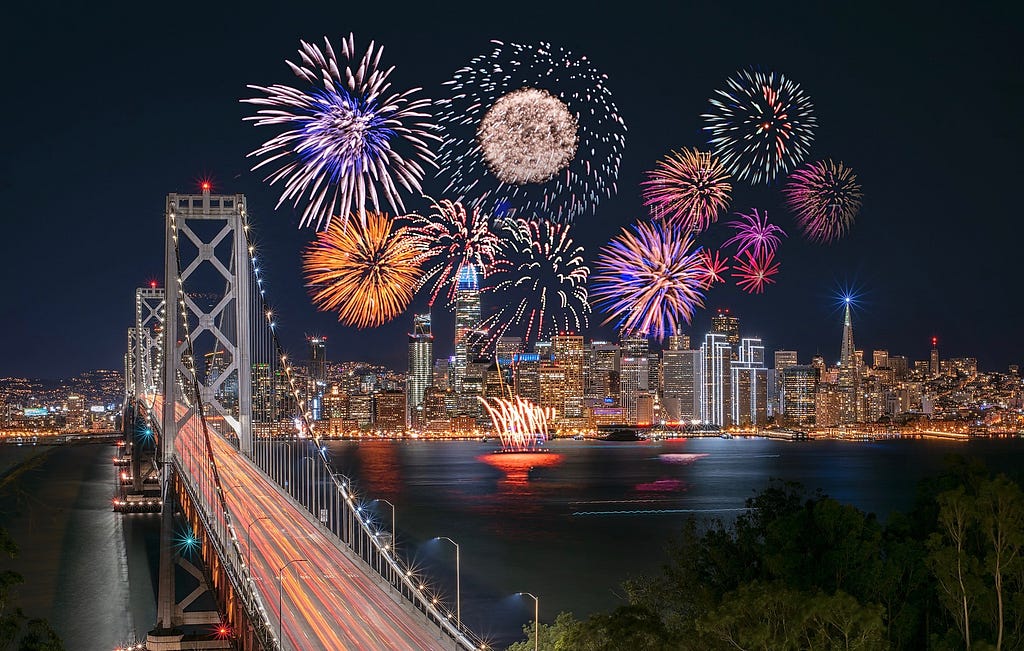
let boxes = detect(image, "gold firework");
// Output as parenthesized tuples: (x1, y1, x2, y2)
(303, 213, 423, 328)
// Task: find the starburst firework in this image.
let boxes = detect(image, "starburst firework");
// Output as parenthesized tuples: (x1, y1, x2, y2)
(732, 251, 780, 294)
(481, 219, 590, 344)
(698, 249, 730, 289)
(642, 148, 732, 232)
(244, 35, 438, 230)
(703, 68, 816, 184)
(303, 212, 422, 328)
(591, 221, 708, 339)
(723, 208, 787, 258)
(405, 199, 501, 306)
(438, 40, 626, 222)
(783, 159, 863, 243)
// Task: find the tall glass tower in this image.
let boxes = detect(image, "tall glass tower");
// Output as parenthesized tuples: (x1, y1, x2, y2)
(407, 313, 433, 428)
(453, 264, 481, 392)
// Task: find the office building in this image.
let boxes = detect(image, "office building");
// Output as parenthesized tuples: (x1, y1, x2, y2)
(731, 338, 768, 427)
(700, 333, 732, 426)
(406, 313, 433, 427)
(662, 349, 700, 422)
(782, 365, 819, 425)
(453, 264, 481, 391)
(837, 301, 860, 423)
(711, 309, 740, 347)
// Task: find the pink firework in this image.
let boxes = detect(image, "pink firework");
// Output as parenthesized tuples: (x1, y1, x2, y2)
(698, 249, 730, 289)
(405, 199, 501, 306)
(783, 160, 863, 243)
(641, 148, 732, 233)
(732, 251, 780, 294)
(723, 208, 786, 258)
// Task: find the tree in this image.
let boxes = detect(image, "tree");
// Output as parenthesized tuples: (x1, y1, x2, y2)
(506, 611, 584, 651)
(928, 486, 982, 648)
(977, 476, 1024, 651)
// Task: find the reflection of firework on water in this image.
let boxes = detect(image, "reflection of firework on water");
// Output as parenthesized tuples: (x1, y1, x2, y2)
(698, 250, 730, 289)
(659, 453, 710, 464)
(244, 35, 437, 230)
(479, 396, 553, 452)
(783, 160, 863, 243)
(405, 199, 501, 306)
(642, 148, 732, 232)
(303, 212, 422, 328)
(477, 88, 579, 185)
(591, 221, 707, 339)
(482, 219, 590, 344)
(703, 68, 816, 184)
(723, 208, 786, 258)
(732, 251, 780, 294)
(437, 40, 626, 221)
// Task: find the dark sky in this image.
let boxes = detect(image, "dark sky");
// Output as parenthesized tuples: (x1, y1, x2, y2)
(2, 1, 1021, 378)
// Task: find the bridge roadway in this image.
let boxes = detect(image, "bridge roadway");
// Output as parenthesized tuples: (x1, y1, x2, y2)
(157, 398, 457, 650)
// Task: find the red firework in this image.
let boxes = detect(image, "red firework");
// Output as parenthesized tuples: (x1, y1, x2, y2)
(732, 251, 780, 294)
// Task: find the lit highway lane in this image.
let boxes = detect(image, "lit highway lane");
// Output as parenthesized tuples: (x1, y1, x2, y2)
(161, 399, 450, 650)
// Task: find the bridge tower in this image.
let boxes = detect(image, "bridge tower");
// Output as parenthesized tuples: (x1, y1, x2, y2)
(135, 286, 166, 403)
(151, 187, 252, 646)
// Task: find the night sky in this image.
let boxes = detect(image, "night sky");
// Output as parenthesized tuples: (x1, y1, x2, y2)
(2, 2, 1021, 378)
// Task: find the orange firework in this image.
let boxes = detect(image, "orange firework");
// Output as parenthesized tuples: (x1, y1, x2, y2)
(303, 213, 423, 328)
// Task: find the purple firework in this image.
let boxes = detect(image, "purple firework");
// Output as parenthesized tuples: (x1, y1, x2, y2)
(244, 35, 438, 230)
(783, 159, 863, 243)
(591, 220, 707, 339)
(723, 209, 786, 258)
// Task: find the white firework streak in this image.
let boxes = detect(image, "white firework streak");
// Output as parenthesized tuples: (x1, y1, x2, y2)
(244, 34, 439, 230)
(479, 396, 553, 451)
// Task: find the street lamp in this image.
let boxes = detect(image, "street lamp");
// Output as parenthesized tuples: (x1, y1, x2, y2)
(517, 592, 540, 651)
(245, 516, 271, 570)
(371, 498, 396, 548)
(435, 536, 460, 628)
(277, 558, 308, 647)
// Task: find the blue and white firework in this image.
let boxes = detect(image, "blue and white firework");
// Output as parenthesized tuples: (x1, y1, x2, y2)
(437, 41, 626, 222)
(244, 35, 438, 230)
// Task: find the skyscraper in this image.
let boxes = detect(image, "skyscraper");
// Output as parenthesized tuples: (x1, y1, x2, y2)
(585, 342, 620, 403)
(731, 338, 768, 427)
(308, 336, 327, 420)
(619, 355, 649, 425)
(930, 337, 940, 377)
(407, 313, 433, 427)
(711, 309, 740, 348)
(773, 350, 798, 417)
(782, 365, 819, 424)
(552, 333, 585, 420)
(837, 301, 860, 423)
(666, 333, 690, 352)
(700, 333, 732, 426)
(662, 349, 700, 422)
(453, 264, 481, 392)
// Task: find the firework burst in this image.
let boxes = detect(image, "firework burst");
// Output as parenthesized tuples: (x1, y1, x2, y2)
(405, 199, 502, 307)
(723, 208, 787, 258)
(437, 40, 626, 222)
(303, 212, 423, 328)
(698, 249, 730, 289)
(783, 159, 863, 243)
(642, 148, 732, 232)
(244, 35, 438, 230)
(732, 251, 780, 294)
(702, 68, 816, 184)
(591, 221, 707, 339)
(481, 219, 590, 344)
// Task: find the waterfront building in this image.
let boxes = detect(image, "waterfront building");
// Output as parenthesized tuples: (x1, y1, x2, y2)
(322, 386, 349, 420)
(662, 349, 700, 422)
(700, 333, 732, 426)
(773, 350, 799, 417)
(374, 391, 406, 432)
(348, 393, 373, 428)
(406, 313, 433, 427)
(619, 354, 649, 425)
(731, 338, 768, 427)
(815, 383, 845, 427)
(552, 333, 585, 420)
(539, 362, 568, 422)
(512, 352, 542, 403)
(782, 365, 819, 425)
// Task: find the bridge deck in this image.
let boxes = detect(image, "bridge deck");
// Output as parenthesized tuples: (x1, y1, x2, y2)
(164, 399, 454, 650)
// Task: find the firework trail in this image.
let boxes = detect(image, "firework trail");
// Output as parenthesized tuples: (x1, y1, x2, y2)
(244, 35, 438, 230)
(698, 249, 730, 289)
(723, 208, 787, 258)
(642, 148, 732, 232)
(783, 159, 863, 243)
(481, 219, 590, 345)
(702, 68, 816, 184)
(303, 212, 423, 328)
(404, 199, 502, 307)
(591, 221, 707, 339)
(732, 251, 780, 294)
(437, 40, 626, 222)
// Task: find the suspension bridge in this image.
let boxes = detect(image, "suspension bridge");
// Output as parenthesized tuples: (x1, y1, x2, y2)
(122, 187, 494, 650)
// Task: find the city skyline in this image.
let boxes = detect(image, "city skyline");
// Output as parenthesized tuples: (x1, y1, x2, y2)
(2, 3, 1020, 379)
